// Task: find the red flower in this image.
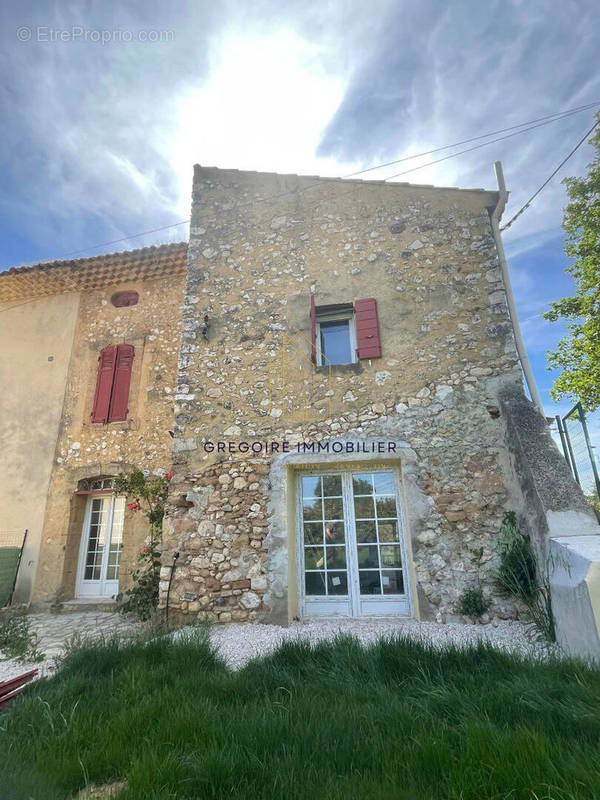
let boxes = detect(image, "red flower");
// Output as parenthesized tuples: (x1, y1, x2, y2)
(140, 546, 149, 555)
(127, 502, 142, 511)
(166, 470, 173, 481)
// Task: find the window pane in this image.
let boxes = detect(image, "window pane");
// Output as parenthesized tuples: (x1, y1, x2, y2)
(305, 572, 326, 596)
(302, 476, 321, 497)
(352, 474, 373, 495)
(324, 520, 345, 544)
(376, 496, 397, 518)
(382, 570, 404, 595)
(373, 473, 395, 494)
(320, 320, 352, 365)
(323, 498, 343, 520)
(359, 571, 381, 595)
(305, 546, 325, 570)
(378, 520, 399, 543)
(356, 521, 377, 543)
(303, 523, 323, 545)
(357, 545, 379, 568)
(322, 475, 342, 497)
(326, 546, 346, 569)
(354, 496, 375, 519)
(380, 545, 402, 567)
(302, 498, 322, 521)
(107, 497, 124, 582)
(327, 572, 348, 595)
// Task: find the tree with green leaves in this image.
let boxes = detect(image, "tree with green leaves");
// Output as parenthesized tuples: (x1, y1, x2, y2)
(544, 114, 600, 411)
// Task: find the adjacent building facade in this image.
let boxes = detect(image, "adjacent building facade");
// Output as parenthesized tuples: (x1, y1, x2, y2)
(0, 244, 186, 605)
(162, 166, 531, 624)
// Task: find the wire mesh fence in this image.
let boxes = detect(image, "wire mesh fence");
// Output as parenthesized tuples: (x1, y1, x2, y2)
(0, 529, 28, 607)
(555, 403, 600, 500)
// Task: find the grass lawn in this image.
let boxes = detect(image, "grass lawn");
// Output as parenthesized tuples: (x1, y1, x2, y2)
(1, 628, 600, 799)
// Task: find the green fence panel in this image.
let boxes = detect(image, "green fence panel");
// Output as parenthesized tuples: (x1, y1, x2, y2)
(0, 548, 21, 607)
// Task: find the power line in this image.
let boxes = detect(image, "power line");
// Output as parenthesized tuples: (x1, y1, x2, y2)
(381, 114, 582, 181)
(56, 219, 190, 260)
(500, 117, 600, 232)
(5, 101, 599, 267)
(211, 108, 599, 240)
(343, 101, 600, 178)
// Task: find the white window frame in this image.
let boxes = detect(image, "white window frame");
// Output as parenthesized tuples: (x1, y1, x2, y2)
(315, 310, 357, 366)
(76, 494, 125, 599)
(295, 468, 413, 619)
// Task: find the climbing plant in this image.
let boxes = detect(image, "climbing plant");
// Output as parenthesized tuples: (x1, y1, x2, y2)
(114, 469, 171, 621)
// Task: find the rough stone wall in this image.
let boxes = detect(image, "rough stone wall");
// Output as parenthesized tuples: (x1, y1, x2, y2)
(164, 166, 525, 624)
(33, 273, 185, 603)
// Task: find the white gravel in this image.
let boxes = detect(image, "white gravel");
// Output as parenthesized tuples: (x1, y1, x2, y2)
(204, 618, 558, 669)
(1, 614, 559, 685)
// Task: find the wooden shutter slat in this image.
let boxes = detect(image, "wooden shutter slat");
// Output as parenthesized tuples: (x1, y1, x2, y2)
(310, 295, 316, 364)
(355, 298, 382, 359)
(108, 344, 134, 422)
(91, 346, 117, 423)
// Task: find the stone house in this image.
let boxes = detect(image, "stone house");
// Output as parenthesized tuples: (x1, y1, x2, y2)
(162, 166, 546, 625)
(2, 166, 598, 655)
(0, 243, 187, 605)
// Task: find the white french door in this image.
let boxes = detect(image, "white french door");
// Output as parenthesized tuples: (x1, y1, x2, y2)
(298, 469, 411, 618)
(76, 495, 125, 598)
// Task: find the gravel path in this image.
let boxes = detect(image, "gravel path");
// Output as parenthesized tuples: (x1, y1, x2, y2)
(0, 612, 140, 683)
(1, 613, 558, 685)
(206, 617, 557, 668)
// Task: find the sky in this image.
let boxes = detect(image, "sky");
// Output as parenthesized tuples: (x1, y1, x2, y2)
(1, 0, 599, 467)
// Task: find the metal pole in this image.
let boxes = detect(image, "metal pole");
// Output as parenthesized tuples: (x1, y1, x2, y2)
(577, 402, 600, 496)
(563, 410, 580, 486)
(555, 415, 572, 471)
(491, 162, 545, 415)
(8, 529, 28, 606)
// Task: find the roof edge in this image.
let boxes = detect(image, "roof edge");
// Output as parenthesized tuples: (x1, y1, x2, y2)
(193, 163, 498, 196)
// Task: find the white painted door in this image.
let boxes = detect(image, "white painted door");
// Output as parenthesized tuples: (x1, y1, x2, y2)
(298, 470, 411, 618)
(77, 495, 125, 598)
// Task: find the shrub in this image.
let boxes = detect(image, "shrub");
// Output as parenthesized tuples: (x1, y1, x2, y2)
(458, 587, 490, 618)
(0, 611, 45, 661)
(457, 546, 490, 620)
(494, 512, 555, 642)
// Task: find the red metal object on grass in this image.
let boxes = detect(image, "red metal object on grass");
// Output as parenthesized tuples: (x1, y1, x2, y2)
(0, 668, 38, 710)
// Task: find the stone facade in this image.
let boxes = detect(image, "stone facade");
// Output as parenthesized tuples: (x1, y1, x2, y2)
(163, 166, 527, 624)
(0, 244, 187, 605)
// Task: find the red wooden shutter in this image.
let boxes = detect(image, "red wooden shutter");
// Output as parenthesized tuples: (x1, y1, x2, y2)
(310, 294, 316, 364)
(91, 346, 117, 423)
(355, 298, 382, 359)
(108, 344, 135, 422)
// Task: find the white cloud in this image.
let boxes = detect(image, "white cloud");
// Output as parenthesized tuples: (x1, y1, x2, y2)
(168, 29, 352, 218)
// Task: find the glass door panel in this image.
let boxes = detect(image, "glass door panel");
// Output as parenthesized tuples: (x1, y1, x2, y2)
(299, 470, 410, 618)
(351, 471, 409, 616)
(77, 495, 125, 598)
(300, 473, 351, 616)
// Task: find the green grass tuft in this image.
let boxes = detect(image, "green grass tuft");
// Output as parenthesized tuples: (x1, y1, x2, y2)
(1, 628, 599, 799)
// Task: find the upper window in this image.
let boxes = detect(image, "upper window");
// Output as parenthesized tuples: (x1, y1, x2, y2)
(310, 298, 382, 365)
(91, 344, 135, 423)
(316, 307, 356, 366)
(111, 291, 139, 308)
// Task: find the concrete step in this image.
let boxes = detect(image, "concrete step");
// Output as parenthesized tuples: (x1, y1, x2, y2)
(58, 598, 118, 613)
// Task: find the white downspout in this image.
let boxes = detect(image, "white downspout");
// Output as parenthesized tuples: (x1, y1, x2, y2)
(490, 160, 545, 415)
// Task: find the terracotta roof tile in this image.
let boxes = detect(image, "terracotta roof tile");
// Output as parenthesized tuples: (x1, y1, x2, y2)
(0, 243, 187, 303)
